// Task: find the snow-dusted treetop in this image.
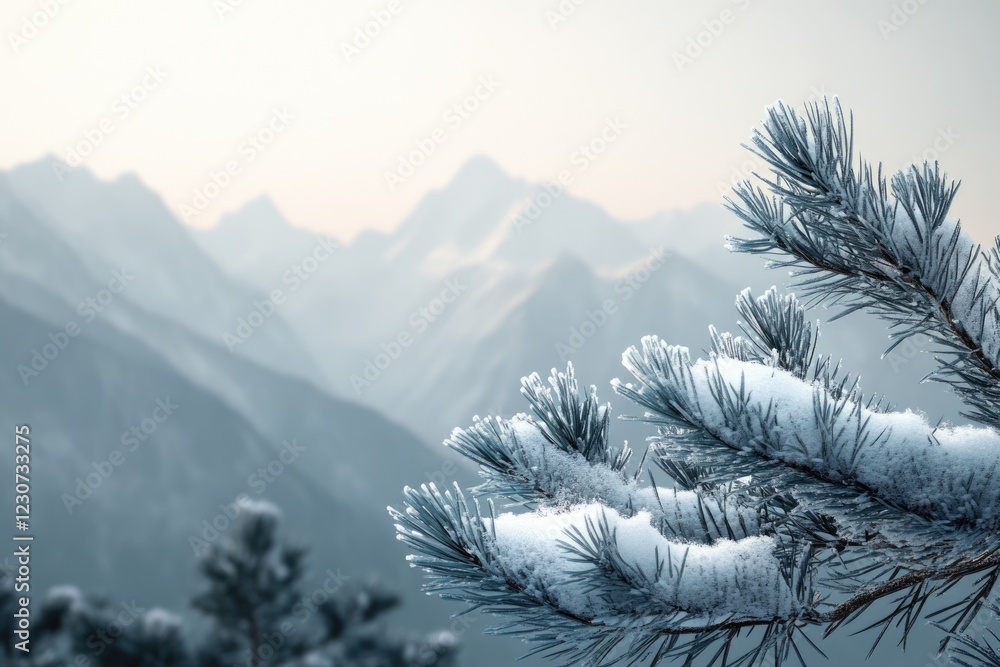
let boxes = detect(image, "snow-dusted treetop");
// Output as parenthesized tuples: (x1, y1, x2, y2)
(390, 98, 1000, 666)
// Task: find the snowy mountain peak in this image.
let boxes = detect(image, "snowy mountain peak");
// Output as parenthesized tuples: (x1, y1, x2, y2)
(445, 154, 515, 194)
(7, 157, 187, 239)
(215, 195, 292, 234)
(536, 251, 598, 284)
(14, 154, 97, 185)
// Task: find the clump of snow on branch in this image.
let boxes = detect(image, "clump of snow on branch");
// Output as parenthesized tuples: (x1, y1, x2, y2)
(618, 336, 1000, 529)
(490, 504, 795, 621)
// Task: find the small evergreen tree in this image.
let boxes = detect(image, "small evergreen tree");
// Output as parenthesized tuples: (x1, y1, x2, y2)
(391, 98, 1000, 665)
(192, 501, 309, 667)
(6, 502, 455, 666)
(192, 500, 458, 667)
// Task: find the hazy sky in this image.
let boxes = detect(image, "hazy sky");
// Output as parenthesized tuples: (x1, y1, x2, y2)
(2, 0, 998, 242)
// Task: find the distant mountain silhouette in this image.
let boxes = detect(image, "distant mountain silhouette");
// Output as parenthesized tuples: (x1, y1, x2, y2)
(4, 160, 323, 387)
(195, 155, 962, 445)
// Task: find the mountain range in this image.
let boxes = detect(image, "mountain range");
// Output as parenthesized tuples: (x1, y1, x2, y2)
(196, 155, 965, 446)
(0, 160, 531, 665)
(0, 153, 968, 666)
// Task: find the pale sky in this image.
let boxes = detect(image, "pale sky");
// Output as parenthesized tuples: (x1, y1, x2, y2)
(2, 0, 998, 243)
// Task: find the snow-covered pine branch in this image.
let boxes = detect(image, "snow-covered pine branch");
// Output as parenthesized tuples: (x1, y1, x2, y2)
(725, 97, 1000, 430)
(615, 329, 1000, 536)
(391, 99, 1000, 666)
(936, 596, 1000, 667)
(392, 365, 823, 665)
(392, 480, 811, 667)
(445, 368, 759, 544)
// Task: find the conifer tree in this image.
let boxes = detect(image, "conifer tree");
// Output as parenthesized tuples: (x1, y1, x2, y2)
(391, 98, 1000, 665)
(5, 502, 456, 666)
(193, 500, 458, 667)
(192, 501, 310, 666)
